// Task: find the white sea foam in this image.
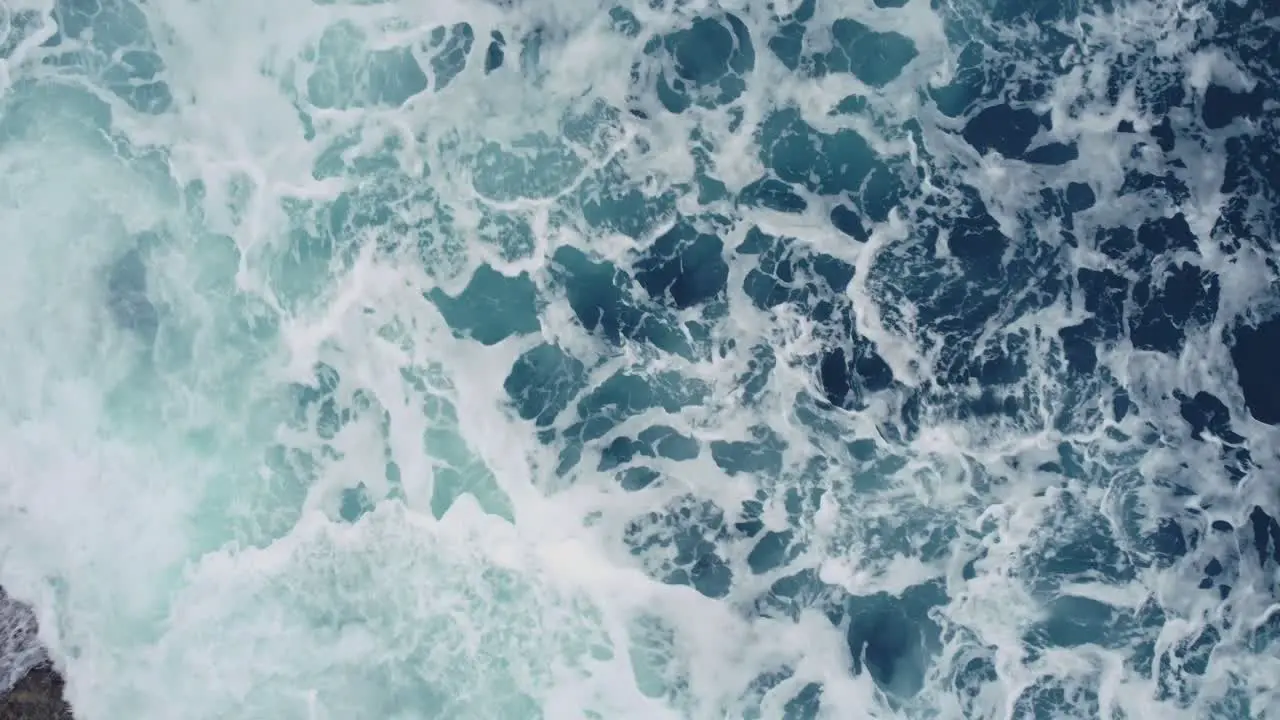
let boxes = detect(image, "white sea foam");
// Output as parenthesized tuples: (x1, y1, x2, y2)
(0, 0, 1276, 717)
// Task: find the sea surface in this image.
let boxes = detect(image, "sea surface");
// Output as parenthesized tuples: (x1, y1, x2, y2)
(0, 0, 1278, 717)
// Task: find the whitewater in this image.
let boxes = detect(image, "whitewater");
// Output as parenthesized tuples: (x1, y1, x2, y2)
(0, 0, 1278, 717)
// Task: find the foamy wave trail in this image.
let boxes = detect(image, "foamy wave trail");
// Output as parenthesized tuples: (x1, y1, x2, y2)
(0, 0, 1276, 716)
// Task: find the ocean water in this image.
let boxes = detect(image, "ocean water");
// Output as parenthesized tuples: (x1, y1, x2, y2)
(0, 0, 1277, 717)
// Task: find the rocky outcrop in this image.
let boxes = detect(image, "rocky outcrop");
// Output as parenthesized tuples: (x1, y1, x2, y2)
(0, 589, 73, 719)
(0, 663, 73, 720)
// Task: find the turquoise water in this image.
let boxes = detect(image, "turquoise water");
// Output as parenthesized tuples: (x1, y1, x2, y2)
(0, 0, 1278, 717)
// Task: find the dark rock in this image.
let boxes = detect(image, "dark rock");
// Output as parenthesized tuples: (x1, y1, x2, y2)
(0, 589, 73, 720)
(1, 590, 44, 694)
(0, 664, 73, 720)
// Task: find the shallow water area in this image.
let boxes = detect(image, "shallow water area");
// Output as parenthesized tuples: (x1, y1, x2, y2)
(0, 0, 1278, 718)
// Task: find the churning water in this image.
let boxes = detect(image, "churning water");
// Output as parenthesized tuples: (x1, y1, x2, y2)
(0, 0, 1277, 717)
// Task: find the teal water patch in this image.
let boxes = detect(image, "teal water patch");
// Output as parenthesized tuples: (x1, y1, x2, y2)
(429, 265, 540, 345)
(504, 343, 588, 427)
(598, 425, 701, 471)
(303, 20, 478, 108)
(552, 246, 692, 356)
(636, 14, 755, 114)
(307, 22, 428, 109)
(634, 221, 730, 310)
